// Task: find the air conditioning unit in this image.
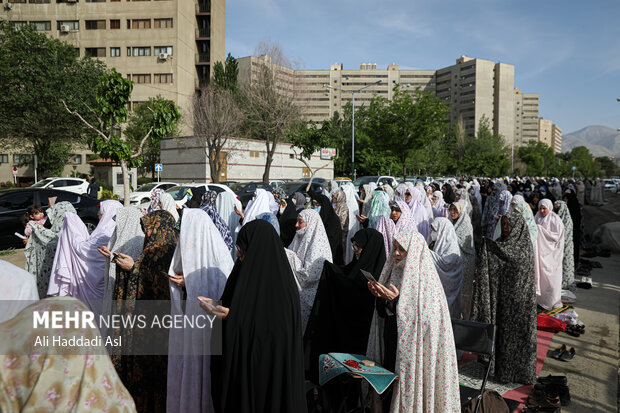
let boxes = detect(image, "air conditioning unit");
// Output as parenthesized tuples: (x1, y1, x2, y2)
(158, 53, 168, 61)
(60, 25, 70, 33)
(4, 3, 13, 10)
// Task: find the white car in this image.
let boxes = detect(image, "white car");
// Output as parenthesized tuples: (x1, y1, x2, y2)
(140, 183, 242, 210)
(603, 179, 617, 193)
(30, 177, 89, 194)
(128, 182, 178, 205)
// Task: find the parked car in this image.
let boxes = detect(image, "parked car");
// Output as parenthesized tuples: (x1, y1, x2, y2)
(0, 188, 100, 250)
(230, 182, 272, 208)
(30, 177, 89, 195)
(218, 181, 239, 188)
(353, 176, 398, 190)
(603, 179, 617, 193)
(142, 183, 241, 209)
(280, 180, 327, 197)
(270, 180, 286, 190)
(128, 181, 177, 205)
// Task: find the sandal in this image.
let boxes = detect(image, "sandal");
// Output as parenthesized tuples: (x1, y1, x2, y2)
(560, 347, 576, 362)
(565, 325, 581, 337)
(549, 344, 566, 359)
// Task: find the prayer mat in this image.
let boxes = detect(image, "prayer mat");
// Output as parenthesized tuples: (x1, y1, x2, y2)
(537, 304, 571, 317)
(319, 353, 397, 395)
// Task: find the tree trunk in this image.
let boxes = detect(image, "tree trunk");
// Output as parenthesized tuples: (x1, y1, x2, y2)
(120, 159, 131, 206)
(209, 149, 221, 183)
(262, 140, 276, 183)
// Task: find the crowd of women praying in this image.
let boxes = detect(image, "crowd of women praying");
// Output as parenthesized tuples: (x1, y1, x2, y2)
(0, 175, 594, 412)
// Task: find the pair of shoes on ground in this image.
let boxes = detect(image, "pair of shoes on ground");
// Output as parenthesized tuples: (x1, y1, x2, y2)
(564, 323, 585, 337)
(527, 375, 570, 409)
(575, 276, 592, 289)
(549, 344, 576, 361)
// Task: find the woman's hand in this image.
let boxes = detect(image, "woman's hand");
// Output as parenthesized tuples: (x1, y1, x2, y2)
(234, 206, 245, 220)
(356, 214, 367, 222)
(115, 253, 135, 271)
(168, 269, 185, 288)
(23, 236, 29, 245)
(367, 281, 399, 301)
(198, 297, 229, 319)
(97, 246, 112, 259)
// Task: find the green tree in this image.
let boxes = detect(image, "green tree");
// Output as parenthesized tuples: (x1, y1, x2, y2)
(518, 141, 555, 176)
(359, 86, 450, 178)
(213, 53, 239, 92)
(595, 156, 617, 178)
(460, 116, 509, 176)
(64, 70, 181, 204)
(566, 146, 600, 177)
(0, 21, 107, 177)
(125, 97, 180, 179)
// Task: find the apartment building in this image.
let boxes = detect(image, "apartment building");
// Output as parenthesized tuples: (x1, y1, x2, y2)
(551, 124, 562, 154)
(0, 0, 225, 182)
(514, 90, 540, 145)
(539, 118, 553, 148)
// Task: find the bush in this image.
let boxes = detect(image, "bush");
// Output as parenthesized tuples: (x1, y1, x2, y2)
(97, 181, 113, 192)
(137, 177, 153, 186)
(99, 189, 120, 201)
(0, 181, 16, 189)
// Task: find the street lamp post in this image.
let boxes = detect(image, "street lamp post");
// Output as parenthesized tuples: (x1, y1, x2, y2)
(324, 80, 382, 180)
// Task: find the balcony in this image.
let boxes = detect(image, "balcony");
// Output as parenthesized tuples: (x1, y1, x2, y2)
(195, 27, 210, 39)
(196, 0, 211, 14)
(196, 52, 210, 64)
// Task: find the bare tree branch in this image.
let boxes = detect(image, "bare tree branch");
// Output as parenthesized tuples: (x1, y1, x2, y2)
(131, 127, 154, 159)
(62, 100, 109, 142)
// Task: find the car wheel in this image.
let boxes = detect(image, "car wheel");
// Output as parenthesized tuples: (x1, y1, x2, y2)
(84, 220, 97, 234)
(141, 198, 150, 204)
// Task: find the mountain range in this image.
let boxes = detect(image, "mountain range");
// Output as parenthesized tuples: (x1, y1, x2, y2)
(562, 125, 620, 157)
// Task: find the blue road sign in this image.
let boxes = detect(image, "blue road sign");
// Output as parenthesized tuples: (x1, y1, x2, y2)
(155, 163, 163, 172)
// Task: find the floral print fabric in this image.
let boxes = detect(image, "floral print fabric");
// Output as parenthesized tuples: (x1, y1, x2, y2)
(555, 200, 575, 291)
(367, 230, 460, 412)
(200, 190, 234, 251)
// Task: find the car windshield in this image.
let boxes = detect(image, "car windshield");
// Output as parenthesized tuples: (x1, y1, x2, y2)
(228, 183, 243, 192)
(136, 183, 158, 192)
(166, 186, 189, 200)
(281, 182, 304, 195)
(31, 178, 55, 188)
(353, 176, 377, 186)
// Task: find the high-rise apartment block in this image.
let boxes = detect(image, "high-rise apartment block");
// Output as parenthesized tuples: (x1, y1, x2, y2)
(538, 118, 553, 148)
(238, 55, 561, 154)
(1, 0, 225, 134)
(551, 124, 562, 154)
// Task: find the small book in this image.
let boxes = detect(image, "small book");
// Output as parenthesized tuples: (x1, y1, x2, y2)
(14, 232, 25, 240)
(360, 269, 377, 283)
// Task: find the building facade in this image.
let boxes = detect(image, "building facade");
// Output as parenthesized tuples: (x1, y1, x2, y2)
(538, 118, 553, 148)
(551, 124, 562, 154)
(0, 0, 225, 182)
(160, 137, 334, 182)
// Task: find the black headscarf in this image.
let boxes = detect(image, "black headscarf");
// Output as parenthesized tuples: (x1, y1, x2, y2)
(303, 228, 386, 383)
(211, 220, 306, 413)
(184, 186, 207, 209)
(443, 183, 456, 204)
(278, 196, 298, 248)
(311, 192, 344, 265)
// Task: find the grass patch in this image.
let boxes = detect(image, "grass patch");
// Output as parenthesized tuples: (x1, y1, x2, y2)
(0, 248, 16, 256)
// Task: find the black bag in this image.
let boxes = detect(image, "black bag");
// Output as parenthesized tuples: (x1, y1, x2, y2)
(463, 389, 510, 413)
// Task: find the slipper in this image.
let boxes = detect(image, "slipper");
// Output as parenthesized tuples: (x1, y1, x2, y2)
(576, 276, 592, 289)
(560, 347, 576, 362)
(549, 344, 566, 359)
(565, 325, 581, 337)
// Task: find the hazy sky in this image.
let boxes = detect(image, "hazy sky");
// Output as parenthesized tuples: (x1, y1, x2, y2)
(225, 0, 620, 134)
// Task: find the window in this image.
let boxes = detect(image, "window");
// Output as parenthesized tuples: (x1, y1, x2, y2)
(132, 101, 145, 110)
(249, 151, 260, 158)
(0, 154, 8, 163)
(154, 73, 173, 83)
(29, 0, 51, 4)
(85, 0, 105, 2)
(154, 46, 173, 56)
(154, 18, 173, 28)
(72, 155, 82, 164)
(132, 47, 151, 56)
(13, 154, 32, 164)
(30, 21, 51, 31)
(132, 74, 151, 84)
(116, 173, 133, 185)
(85, 20, 106, 30)
(0, 192, 34, 212)
(130, 19, 151, 29)
(85, 47, 106, 57)
(110, 19, 120, 29)
(58, 21, 79, 30)
(302, 167, 310, 178)
(127, 47, 131, 57)
(12, 22, 28, 30)
(110, 47, 120, 57)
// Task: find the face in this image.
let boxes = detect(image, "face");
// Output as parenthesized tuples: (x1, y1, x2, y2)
(441, 187, 446, 194)
(392, 240, 407, 263)
(31, 211, 44, 220)
(312, 200, 320, 208)
(296, 215, 306, 230)
(449, 204, 459, 220)
(236, 248, 246, 262)
(455, 192, 461, 201)
(360, 188, 366, 198)
(501, 216, 510, 238)
(432, 195, 439, 202)
(352, 241, 362, 260)
(539, 204, 549, 217)
(390, 209, 402, 222)
(405, 191, 412, 203)
(97, 212, 102, 220)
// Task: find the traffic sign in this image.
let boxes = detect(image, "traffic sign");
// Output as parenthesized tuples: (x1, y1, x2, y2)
(155, 163, 163, 172)
(320, 148, 337, 160)
(12, 167, 17, 175)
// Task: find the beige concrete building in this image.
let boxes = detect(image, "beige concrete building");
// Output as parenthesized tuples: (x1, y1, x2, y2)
(551, 124, 562, 154)
(539, 118, 553, 148)
(0, 0, 225, 182)
(514, 90, 540, 145)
